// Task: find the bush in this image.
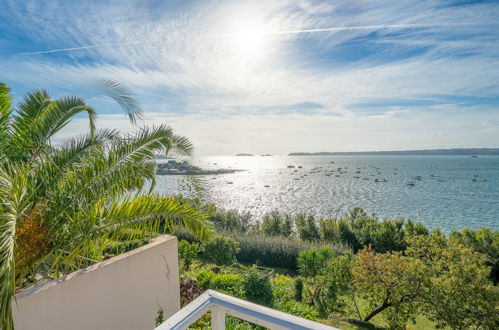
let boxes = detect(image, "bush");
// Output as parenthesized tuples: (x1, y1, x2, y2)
(295, 214, 320, 241)
(210, 273, 244, 295)
(260, 211, 293, 237)
(243, 266, 273, 306)
(203, 235, 240, 265)
(294, 278, 303, 301)
(271, 275, 318, 320)
(195, 270, 244, 296)
(232, 233, 349, 270)
(209, 210, 252, 232)
(178, 240, 199, 270)
(196, 270, 215, 288)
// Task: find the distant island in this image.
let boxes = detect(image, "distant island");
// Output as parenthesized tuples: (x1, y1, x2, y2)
(288, 148, 499, 156)
(156, 160, 242, 175)
(235, 153, 255, 156)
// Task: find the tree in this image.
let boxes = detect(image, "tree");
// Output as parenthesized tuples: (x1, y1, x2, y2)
(0, 82, 211, 329)
(297, 246, 333, 315)
(407, 235, 499, 329)
(449, 227, 499, 284)
(352, 236, 499, 329)
(295, 214, 320, 241)
(260, 211, 293, 237)
(352, 246, 424, 327)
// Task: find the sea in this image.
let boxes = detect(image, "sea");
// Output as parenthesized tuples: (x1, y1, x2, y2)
(154, 155, 499, 233)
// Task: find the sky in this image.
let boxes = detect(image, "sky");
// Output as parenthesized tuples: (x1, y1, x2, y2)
(1, 0, 499, 156)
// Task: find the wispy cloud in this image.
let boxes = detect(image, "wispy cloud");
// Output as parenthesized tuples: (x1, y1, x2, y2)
(1, 0, 498, 154)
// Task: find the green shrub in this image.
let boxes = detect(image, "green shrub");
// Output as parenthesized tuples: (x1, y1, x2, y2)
(260, 211, 293, 237)
(210, 210, 252, 232)
(297, 246, 333, 278)
(210, 273, 244, 295)
(203, 235, 240, 265)
(178, 240, 199, 270)
(294, 278, 303, 301)
(195, 270, 243, 296)
(295, 214, 320, 241)
(232, 233, 348, 270)
(271, 275, 318, 320)
(243, 266, 273, 306)
(196, 270, 215, 288)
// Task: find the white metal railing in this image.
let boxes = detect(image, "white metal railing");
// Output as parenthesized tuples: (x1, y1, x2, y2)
(156, 289, 338, 330)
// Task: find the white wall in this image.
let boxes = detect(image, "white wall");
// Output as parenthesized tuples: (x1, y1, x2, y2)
(13, 235, 180, 330)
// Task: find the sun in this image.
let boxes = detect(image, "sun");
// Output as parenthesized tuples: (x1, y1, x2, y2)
(232, 28, 267, 62)
(220, 11, 275, 65)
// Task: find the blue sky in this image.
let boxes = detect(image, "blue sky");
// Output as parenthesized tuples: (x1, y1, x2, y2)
(1, 0, 499, 155)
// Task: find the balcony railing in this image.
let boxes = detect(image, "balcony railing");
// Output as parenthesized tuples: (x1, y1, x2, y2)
(156, 289, 338, 330)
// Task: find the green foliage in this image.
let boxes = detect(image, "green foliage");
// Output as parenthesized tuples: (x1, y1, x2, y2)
(155, 306, 164, 326)
(210, 210, 252, 232)
(271, 275, 319, 320)
(449, 227, 499, 283)
(295, 214, 320, 241)
(353, 236, 499, 329)
(210, 273, 244, 295)
(319, 210, 416, 253)
(260, 211, 293, 237)
(243, 267, 273, 306)
(408, 235, 499, 329)
(178, 240, 199, 270)
(0, 82, 211, 328)
(203, 235, 240, 265)
(352, 246, 424, 327)
(233, 233, 348, 270)
(298, 247, 353, 316)
(294, 278, 303, 301)
(195, 270, 243, 295)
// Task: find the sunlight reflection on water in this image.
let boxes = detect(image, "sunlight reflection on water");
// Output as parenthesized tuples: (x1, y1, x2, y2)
(155, 155, 499, 233)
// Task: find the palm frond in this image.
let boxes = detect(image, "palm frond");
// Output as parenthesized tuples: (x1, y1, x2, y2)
(34, 96, 97, 142)
(0, 83, 13, 154)
(0, 165, 28, 330)
(94, 78, 143, 125)
(50, 194, 210, 272)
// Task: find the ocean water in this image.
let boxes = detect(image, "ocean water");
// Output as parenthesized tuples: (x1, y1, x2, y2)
(154, 155, 499, 233)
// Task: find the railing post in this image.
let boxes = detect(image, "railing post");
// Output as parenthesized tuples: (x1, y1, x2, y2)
(211, 307, 225, 330)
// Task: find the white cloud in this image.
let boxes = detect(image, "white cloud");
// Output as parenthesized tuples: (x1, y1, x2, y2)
(2, 0, 499, 154)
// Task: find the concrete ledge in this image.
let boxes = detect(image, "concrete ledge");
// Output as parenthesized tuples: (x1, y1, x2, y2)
(14, 235, 180, 330)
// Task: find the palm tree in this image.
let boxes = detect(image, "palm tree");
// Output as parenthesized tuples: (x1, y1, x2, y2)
(0, 82, 210, 329)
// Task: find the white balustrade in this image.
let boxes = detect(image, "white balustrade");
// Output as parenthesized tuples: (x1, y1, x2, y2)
(156, 289, 338, 330)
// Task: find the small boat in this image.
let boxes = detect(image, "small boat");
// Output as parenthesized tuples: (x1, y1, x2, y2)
(330, 161, 335, 163)
(356, 171, 361, 173)
(407, 182, 416, 186)
(287, 165, 295, 168)
(471, 155, 478, 158)
(298, 166, 303, 169)
(375, 178, 387, 182)
(264, 185, 270, 187)
(472, 177, 487, 182)
(227, 181, 233, 184)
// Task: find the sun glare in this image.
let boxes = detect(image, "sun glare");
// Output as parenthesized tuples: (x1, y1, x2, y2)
(233, 29, 266, 61)
(220, 10, 276, 65)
